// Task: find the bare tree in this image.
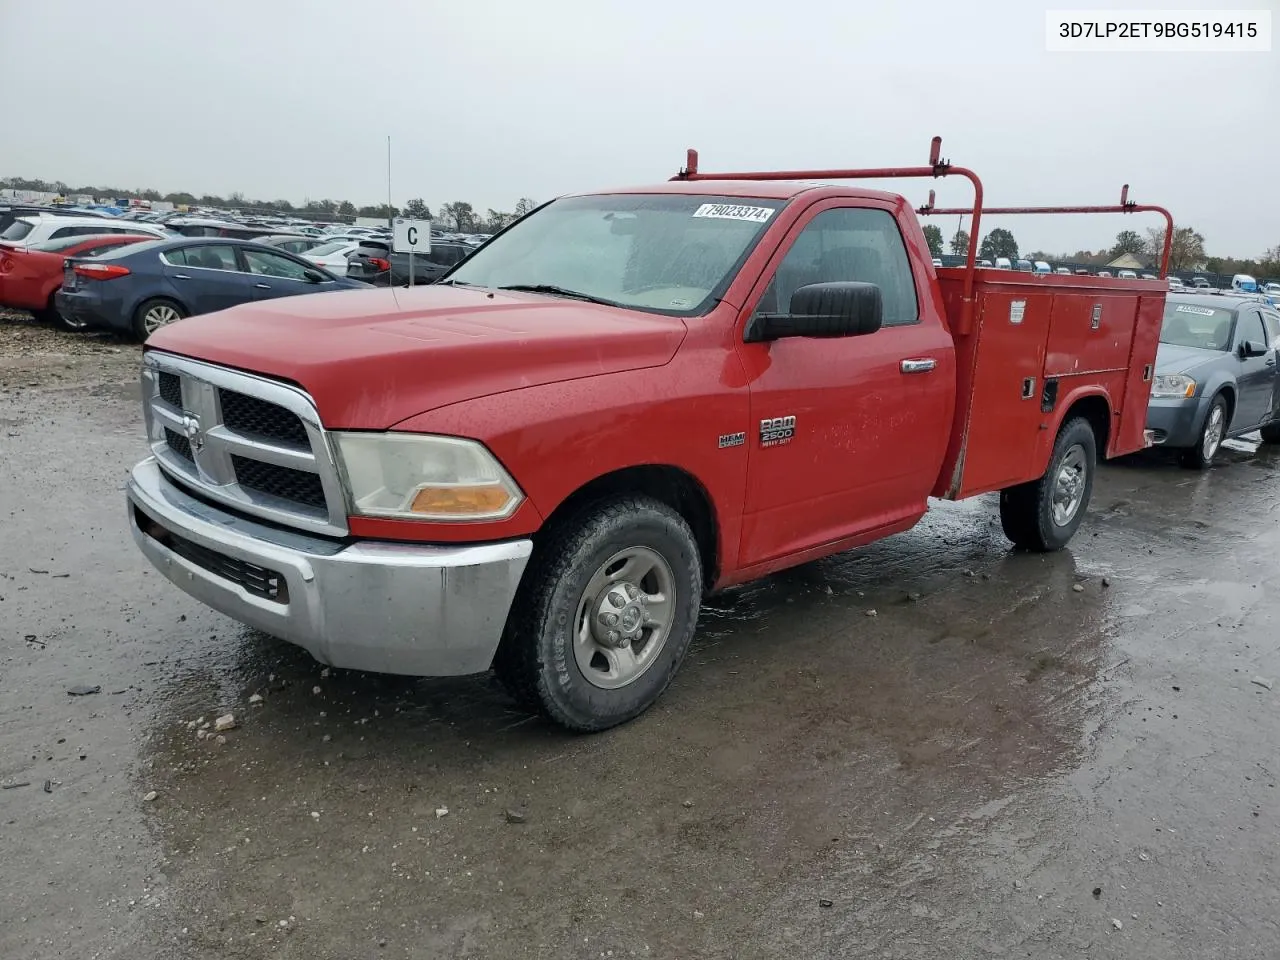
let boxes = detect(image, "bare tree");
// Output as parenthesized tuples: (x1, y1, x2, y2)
(1146, 226, 1205, 272)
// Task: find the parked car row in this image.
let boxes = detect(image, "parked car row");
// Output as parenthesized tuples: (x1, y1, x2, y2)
(1, 222, 489, 338)
(56, 237, 373, 339)
(1, 231, 371, 339)
(0, 232, 160, 331)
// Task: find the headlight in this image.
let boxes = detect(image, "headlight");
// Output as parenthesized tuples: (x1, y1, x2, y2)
(1150, 374, 1196, 399)
(333, 433, 524, 521)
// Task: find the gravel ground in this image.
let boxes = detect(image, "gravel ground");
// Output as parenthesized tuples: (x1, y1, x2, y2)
(2, 314, 1279, 960)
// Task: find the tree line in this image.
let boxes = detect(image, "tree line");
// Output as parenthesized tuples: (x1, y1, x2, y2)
(0, 175, 535, 234)
(922, 222, 1278, 276)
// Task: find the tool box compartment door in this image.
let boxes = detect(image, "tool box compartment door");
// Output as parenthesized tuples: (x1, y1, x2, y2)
(941, 287, 1054, 499)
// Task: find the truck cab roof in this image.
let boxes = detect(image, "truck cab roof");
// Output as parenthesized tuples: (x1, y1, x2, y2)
(572, 180, 906, 206)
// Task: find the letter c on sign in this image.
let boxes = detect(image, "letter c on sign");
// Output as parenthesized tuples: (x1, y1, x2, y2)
(407, 226, 417, 246)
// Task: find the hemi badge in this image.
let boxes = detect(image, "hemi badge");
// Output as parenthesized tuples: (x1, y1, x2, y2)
(718, 432, 746, 449)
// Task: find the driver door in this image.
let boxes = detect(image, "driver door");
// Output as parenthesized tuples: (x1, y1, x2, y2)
(734, 201, 954, 569)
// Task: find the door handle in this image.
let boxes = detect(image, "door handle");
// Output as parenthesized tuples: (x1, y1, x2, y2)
(254, 283, 271, 289)
(173, 273, 190, 280)
(900, 358, 937, 374)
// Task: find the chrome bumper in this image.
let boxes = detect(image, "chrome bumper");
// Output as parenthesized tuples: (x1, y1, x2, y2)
(126, 457, 532, 676)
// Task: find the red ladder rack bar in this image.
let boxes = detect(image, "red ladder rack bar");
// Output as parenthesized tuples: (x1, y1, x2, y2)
(673, 136, 986, 334)
(916, 184, 1174, 277)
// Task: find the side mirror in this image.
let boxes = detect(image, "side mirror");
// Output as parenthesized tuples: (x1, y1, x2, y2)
(745, 282, 883, 343)
(1240, 340, 1269, 358)
(302, 268, 326, 283)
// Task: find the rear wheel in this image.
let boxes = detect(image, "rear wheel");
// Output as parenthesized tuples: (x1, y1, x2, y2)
(132, 298, 186, 341)
(493, 495, 703, 732)
(1180, 394, 1227, 469)
(999, 417, 1097, 552)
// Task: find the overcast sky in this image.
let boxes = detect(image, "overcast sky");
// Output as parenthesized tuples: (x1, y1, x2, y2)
(3, 0, 1277, 257)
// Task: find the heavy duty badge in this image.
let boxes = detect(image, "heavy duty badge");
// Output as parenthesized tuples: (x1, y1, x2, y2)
(759, 415, 796, 447)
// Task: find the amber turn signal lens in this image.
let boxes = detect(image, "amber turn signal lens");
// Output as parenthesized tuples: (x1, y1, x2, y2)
(408, 484, 514, 516)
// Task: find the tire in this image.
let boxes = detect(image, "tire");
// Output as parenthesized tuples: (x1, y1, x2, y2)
(132, 298, 186, 341)
(1259, 421, 1280, 445)
(1179, 394, 1228, 470)
(493, 495, 703, 732)
(999, 417, 1097, 552)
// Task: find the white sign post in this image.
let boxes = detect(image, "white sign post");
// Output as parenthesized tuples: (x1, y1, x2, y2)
(392, 218, 431, 287)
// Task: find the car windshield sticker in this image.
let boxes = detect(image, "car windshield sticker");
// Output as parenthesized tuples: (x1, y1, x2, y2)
(691, 203, 775, 223)
(1175, 305, 1215, 316)
(1009, 300, 1026, 325)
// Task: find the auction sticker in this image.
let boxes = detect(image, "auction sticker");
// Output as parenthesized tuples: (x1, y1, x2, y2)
(692, 203, 775, 223)
(1175, 304, 1216, 316)
(1009, 299, 1026, 324)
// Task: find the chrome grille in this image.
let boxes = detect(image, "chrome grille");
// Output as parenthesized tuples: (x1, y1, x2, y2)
(164, 427, 194, 462)
(219, 390, 310, 448)
(158, 371, 183, 407)
(230, 455, 327, 508)
(141, 351, 349, 536)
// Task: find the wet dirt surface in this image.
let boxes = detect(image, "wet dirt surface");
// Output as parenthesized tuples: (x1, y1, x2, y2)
(3, 311, 1279, 959)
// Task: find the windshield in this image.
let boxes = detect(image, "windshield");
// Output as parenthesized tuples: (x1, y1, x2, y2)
(1159, 301, 1236, 351)
(444, 193, 787, 315)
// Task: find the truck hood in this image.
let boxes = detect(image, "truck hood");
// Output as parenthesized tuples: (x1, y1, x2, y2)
(1154, 342, 1227, 375)
(146, 286, 688, 428)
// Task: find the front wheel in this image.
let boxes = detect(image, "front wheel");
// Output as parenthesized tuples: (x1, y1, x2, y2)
(494, 495, 703, 732)
(1180, 394, 1227, 470)
(999, 417, 1097, 552)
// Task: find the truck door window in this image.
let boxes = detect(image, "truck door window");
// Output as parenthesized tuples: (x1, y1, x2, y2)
(753, 208, 918, 326)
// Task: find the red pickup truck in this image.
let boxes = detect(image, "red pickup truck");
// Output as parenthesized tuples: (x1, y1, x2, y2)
(126, 140, 1169, 731)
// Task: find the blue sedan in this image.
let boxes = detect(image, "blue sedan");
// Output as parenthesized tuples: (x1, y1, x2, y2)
(55, 237, 370, 340)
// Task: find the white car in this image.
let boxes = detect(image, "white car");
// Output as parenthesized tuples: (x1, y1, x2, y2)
(303, 239, 362, 276)
(0, 214, 169, 249)
(1056, 266, 1071, 275)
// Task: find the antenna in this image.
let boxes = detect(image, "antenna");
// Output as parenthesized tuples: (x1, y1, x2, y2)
(386, 135, 393, 227)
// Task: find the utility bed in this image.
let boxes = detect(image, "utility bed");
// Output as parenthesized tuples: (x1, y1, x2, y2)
(934, 269, 1165, 499)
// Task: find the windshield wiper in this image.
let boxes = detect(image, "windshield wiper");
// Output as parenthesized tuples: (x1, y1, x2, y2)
(497, 284, 617, 306)
(435, 279, 475, 287)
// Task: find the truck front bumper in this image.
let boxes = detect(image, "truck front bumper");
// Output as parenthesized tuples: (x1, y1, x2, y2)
(126, 458, 532, 676)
